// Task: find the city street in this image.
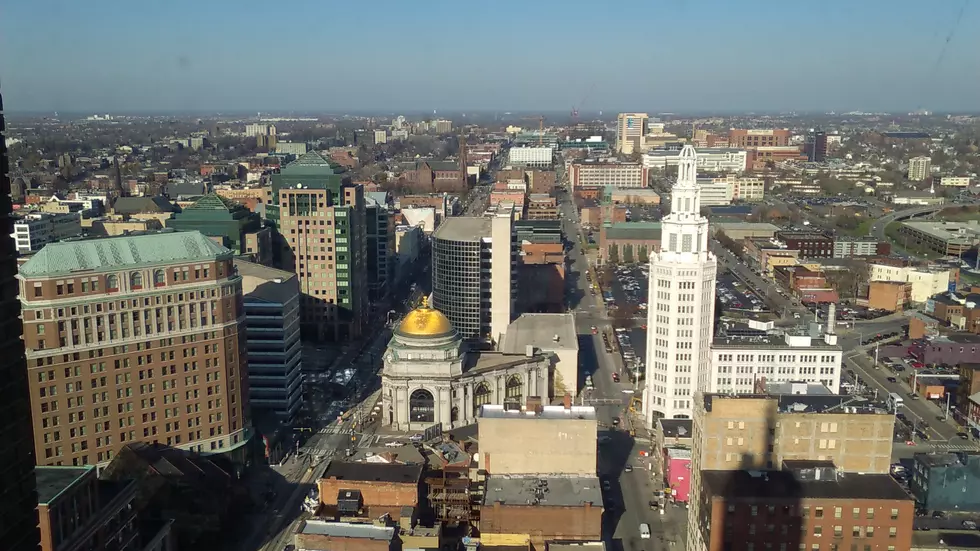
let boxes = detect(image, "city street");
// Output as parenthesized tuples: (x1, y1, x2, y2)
(557, 189, 684, 549)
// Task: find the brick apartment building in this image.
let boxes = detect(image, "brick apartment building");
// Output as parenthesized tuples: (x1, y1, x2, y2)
(868, 281, 912, 312)
(400, 160, 467, 193)
(37, 465, 174, 551)
(728, 129, 792, 148)
(696, 462, 913, 551)
(686, 393, 901, 551)
(18, 231, 252, 467)
(776, 230, 834, 258)
(526, 194, 559, 220)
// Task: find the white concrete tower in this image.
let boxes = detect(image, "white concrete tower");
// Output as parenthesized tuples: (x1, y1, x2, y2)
(643, 145, 718, 423)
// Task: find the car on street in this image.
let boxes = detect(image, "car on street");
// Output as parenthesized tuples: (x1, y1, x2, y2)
(624, 464, 633, 472)
(384, 441, 404, 447)
(591, 326, 598, 335)
(409, 433, 423, 442)
(959, 432, 970, 440)
(887, 377, 897, 383)
(611, 373, 620, 383)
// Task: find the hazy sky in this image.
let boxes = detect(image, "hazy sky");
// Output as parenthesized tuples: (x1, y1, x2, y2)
(2, 0, 978, 113)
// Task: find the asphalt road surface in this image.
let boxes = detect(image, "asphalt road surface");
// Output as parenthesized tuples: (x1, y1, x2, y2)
(558, 190, 687, 549)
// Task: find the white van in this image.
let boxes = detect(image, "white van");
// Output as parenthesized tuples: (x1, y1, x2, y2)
(639, 523, 651, 539)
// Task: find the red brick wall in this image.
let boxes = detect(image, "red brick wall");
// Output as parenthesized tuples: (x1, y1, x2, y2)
(317, 479, 419, 510)
(480, 504, 601, 545)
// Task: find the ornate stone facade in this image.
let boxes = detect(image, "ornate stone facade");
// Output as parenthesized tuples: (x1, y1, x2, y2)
(380, 303, 552, 432)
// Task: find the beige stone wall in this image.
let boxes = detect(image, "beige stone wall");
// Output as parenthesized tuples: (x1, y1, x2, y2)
(479, 416, 597, 476)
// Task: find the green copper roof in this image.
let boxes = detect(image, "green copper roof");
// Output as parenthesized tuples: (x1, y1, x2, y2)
(279, 151, 338, 176)
(20, 230, 232, 278)
(184, 192, 241, 212)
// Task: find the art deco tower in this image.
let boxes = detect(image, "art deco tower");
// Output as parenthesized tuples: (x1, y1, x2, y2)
(643, 145, 717, 423)
(0, 83, 41, 549)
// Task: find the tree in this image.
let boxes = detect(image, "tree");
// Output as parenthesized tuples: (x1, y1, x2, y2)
(833, 214, 862, 231)
(607, 245, 619, 265)
(623, 244, 635, 263)
(638, 245, 649, 263)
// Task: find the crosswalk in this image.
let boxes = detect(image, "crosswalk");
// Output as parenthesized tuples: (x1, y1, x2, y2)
(584, 398, 627, 405)
(923, 443, 980, 451)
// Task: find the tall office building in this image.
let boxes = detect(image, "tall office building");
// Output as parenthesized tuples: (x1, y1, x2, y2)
(431, 206, 516, 343)
(365, 195, 395, 304)
(18, 231, 252, 467)
(908, 155, 932, 182)
(237, 260, 302, 423)
(805, 129, 828, 162)
(615, 112, 649, 155)
(643, 145, 717, 422)
(269, 152, 369, 342)
(0, 81, 42, 551)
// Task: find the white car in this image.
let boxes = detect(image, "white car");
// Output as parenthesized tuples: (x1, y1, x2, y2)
(384, 441, 405, 448)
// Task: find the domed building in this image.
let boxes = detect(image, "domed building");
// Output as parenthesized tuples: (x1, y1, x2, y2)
(381, 298, 555, 431)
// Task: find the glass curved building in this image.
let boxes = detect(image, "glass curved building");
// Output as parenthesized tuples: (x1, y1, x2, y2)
(431, 208, 515, 343)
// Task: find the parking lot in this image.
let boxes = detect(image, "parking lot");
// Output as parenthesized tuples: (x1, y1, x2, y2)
(717, 270, 767, 313)
(609, 265, 649, 382)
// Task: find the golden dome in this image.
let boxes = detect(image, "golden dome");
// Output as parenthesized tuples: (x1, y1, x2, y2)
(397, 297, 453, 337)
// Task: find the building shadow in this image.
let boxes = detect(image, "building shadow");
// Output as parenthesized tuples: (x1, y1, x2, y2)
(577, 334, 599, 389)
(694, 406, 804, 551)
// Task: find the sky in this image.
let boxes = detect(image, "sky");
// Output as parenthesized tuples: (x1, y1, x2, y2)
(1, 0, 978, 114)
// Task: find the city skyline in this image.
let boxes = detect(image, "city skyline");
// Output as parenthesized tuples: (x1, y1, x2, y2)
(1, 0, 977, 113)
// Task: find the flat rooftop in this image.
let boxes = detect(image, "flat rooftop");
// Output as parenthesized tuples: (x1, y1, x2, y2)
(658, 419, 693, 439)
(432, 216, 490, 242)
(701, 469, 911, 502)
(902, 220, 980, 243)
(36, 466, 93, 504)
(500, 313, 578, 354)
(322, 461, 423, 484)
(711, 333, 840, 351)
(703, 393, 890, 415)
(483, 475, 603, 507)
(301, 520, 394, 541)
(479, 404, 597, 420)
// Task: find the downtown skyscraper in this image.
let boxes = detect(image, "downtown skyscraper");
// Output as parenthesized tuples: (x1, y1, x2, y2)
(643, 145, 718, 423)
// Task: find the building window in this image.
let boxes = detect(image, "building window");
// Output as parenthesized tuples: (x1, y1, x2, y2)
(131, 272, 143, 289)
(409, 389, 434, 423)
(153, 270, 166, 286)
(473, 382, 491, 416)
(107, 275, 119, 291)
(504, 375, 523, 410)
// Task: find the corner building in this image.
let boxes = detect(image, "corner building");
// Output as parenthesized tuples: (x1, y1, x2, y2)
(643, 145, 717, 422)
(18, 231, 252, 467)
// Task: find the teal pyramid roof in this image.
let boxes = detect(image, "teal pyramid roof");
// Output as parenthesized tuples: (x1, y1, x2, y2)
(185, 192, 241, 212)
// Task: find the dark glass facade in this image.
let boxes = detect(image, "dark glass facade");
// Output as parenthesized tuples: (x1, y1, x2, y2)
(0, 83, 41, 549)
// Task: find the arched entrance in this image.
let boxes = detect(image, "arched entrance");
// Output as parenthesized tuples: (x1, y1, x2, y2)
(504, 375, 523, 410)
(409, 389, 434, 423)
(473, 382, 491, 417)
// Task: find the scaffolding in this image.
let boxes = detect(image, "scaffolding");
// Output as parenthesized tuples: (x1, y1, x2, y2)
(426, 464, 478, 525)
